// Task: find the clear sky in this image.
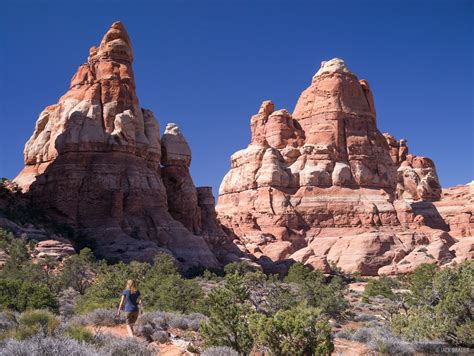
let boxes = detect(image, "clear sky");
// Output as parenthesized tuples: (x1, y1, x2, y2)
(1, 0, 472, 197)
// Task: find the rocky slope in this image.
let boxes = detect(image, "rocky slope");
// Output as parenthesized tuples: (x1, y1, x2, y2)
(13, 22, 225, 269)
(217, 58, 472, 275)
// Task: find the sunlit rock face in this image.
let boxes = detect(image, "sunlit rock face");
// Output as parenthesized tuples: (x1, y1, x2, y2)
(217, 58, 470, 275)
(14, 22, 221, 269)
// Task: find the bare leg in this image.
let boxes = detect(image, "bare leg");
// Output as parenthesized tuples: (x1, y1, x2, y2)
(126, 324, 134, 337)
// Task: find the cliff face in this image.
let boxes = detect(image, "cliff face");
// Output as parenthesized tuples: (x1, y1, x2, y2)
(14, 22, 225, 268)
(217, 58, 471, 275)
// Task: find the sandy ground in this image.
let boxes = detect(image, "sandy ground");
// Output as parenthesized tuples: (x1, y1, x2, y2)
(90, 325, 191, 355)
(333, 338, 372, 355)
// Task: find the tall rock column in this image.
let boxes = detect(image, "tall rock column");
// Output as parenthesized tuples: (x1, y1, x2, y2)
(161, 123, 202, 234)
(14, 22, 218, 268)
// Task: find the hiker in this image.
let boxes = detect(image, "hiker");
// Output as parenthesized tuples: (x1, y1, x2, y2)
(116, 279, 141, 337)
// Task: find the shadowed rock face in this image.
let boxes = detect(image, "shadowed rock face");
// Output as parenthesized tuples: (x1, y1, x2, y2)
(217, 58, 470, 275)
(14, 22, 222, 269)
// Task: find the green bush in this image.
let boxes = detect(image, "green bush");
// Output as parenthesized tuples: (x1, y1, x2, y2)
(405, 263, 438, 305)
(75, 260, 150, 313)
(284, 263, 348, 319)
(0, 279, 58, 312)
(140, 253, 204, 313)
(65, 323, 95, 343)
(18, 310, 60, 337)
(391, 261, 473, 346)
(250, 305, 334, 355)
(20, 310, 59, 333)
(200, 273, 255, 354)
(142, 274, 203, 313)
(362, 276, 397, 303)
(0, 229, 58, 290)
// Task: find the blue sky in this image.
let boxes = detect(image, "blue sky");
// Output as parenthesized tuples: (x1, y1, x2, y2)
(1, 0, 472, 196)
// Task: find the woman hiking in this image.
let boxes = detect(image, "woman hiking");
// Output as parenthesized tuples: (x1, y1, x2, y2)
(116, 279, 141, 337)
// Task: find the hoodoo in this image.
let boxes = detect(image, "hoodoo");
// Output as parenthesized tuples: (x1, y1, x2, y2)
(217, 58, 472, 275)
(14, 22, 224, 268)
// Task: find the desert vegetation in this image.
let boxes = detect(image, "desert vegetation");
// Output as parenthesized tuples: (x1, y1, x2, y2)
(0, 228, 472, 355)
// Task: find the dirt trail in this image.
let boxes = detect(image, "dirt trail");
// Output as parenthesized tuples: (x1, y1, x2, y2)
(333, 338, 371, 355)
(90, 325, 191, 356)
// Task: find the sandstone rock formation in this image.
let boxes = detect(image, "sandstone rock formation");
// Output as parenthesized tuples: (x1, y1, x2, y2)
(384, 133, 442, 201)
(434, 182, 474, 238)
(14, 22, 223, 269)
(33, 239, 76, 261)
(217, 58, 472, 275)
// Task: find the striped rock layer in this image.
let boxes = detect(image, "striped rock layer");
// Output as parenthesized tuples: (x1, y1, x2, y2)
(217, 58, 471, 275)
(14, 22, 225, 268)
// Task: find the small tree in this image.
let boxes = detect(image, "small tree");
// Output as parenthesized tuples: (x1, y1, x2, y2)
(141, 274, 203, 313)
(250, 305, 334, 356)
(140, 253, 204, 313)
(60, 248, 96, 294)
(391, 261, 473, 346)
(284, 263, 348, 319)
(200, 273, 254, 354)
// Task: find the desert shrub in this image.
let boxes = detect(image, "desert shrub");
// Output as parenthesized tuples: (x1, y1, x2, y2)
(64, 323, 95, 343)
(72, 308, 123, 327)
(151, 330, 169, 343)
(96, 333, 153, 356)
(0, 279, 58, 312)
(58, 288, 80, 318)
(353, 313, 379, 322)
(140, 253, 204, 313)
(334, 329, 355, 340)
(243, 271, 300, 314)
(187, 343, 200, 353)
(19, 310, 60, 337)
(187, 313, 207, 331)
(391, 261, 473, 346)
(250, 305, 334, 355)
(134, 312, 168, 340)
(362, 276, 397, 303)
(60, 248, 96, 294)
(338, 326, 415, 355)
(0, 312, 17, 331)
(284, 263, 348, 319)
(201, 346, 239, 356)
(224, 261, 259, 276)
(350, 327, 373, 343)
(0, 334, 98, 356)
(365, 328, 415, 355)
(168, 315, 189, 330)
(200, 273, 254, 354)
(166, 312, 207, 331)
(75, 261, 150, 313)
